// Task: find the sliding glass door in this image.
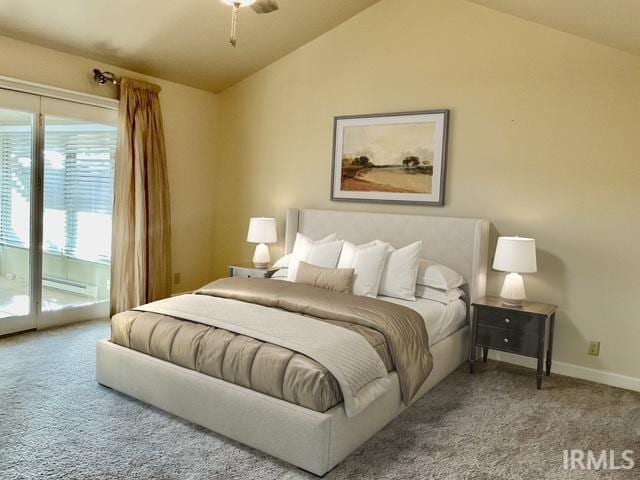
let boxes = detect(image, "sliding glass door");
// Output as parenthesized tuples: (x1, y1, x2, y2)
(39, 98, 117, 327)
(0, 90, 39, 335)
(0, 89, 117, 335)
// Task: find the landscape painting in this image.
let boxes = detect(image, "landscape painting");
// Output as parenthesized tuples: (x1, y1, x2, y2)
(331, 110, 448, 205)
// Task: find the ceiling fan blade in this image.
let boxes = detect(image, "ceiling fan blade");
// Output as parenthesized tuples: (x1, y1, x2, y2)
(251, 0, 279, 14)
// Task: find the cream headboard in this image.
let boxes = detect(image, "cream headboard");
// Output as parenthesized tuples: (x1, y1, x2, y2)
(285, 208, 490, 301)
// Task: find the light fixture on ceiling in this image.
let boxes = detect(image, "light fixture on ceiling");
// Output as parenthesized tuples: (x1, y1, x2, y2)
(221, 0, 279, 47)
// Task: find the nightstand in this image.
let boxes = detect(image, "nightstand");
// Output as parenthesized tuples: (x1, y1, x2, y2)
(469, 296, 557, 389)
(228, 263, 278, 279)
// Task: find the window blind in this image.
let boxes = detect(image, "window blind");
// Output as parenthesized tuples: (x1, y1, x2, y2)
(0, 128, 32, 248)
(0, 123, 117, 264)
(43, 123, 117, 263)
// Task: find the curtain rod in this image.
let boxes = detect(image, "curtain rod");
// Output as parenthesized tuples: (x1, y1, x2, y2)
(93, 69, 120, 86)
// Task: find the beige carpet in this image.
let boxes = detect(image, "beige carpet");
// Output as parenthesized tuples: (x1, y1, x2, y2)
(1, 320, 638, 479)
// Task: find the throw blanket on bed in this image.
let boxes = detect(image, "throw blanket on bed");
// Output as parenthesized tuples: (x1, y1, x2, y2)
(136, 278, 433, 416)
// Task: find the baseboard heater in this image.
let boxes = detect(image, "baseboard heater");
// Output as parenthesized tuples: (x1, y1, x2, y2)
(42, 276, 98, 298)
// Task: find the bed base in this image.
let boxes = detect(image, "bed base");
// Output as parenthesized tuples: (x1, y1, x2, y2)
(96, 326, 467, 476)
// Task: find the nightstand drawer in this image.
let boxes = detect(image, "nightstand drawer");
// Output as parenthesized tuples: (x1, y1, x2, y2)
(231, 267, 266, 279)
(233, 270, 253, 278)
(228, 264, 277, 279)
(476, 325, 539, 357)
(477, 308, 539, 336)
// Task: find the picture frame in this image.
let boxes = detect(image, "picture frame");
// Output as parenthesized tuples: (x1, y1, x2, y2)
(331, 109, 449, 206)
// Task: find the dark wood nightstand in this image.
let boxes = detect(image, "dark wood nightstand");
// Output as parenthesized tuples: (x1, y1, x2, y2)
(469, 296, 557, 389)
(228, 263, 278, 279)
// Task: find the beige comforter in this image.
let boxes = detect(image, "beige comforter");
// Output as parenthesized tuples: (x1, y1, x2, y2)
(111, 310, 393, 412)
(120, 278, 433, 416)
(199, 278, 433, 409)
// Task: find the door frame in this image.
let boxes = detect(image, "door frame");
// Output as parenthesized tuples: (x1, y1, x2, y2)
(0, 89, 40, 335)
(0, 76, 118, 335)
(0, 75, 119, 110)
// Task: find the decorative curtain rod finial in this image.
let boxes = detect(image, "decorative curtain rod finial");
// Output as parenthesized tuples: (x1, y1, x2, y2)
(93, 69, 120, 86)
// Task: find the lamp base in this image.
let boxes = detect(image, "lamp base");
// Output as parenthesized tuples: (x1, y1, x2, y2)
(499, 272, 526, 307)
(252, 243, 270, 268)
(500, 298, 524, 307)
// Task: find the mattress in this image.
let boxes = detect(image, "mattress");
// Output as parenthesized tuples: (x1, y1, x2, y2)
(378, 296, 467, 346)
(110, 309, 393, 413)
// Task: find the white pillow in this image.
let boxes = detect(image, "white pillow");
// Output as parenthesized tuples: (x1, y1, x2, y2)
(337, 241, 376, 268)
(378, 241, 422, 301)
(292, 233, 337, 258)
(338, 241, 389, 297)
(415, 285, 465, 304)
(272, 254, 292, 269)
(287, 240, 344, 282)
(416, 260, 465, 290)
(271, 268, 288, 279)
(306, 241, 344, 267)
(272, 233, 336, 270)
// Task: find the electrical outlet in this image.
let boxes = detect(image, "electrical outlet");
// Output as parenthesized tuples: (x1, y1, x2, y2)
(173, 272, 181, 285)
(588, 341, 600, 356)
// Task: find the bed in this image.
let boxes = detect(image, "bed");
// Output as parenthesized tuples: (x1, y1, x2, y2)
(96, 208, 489, 475)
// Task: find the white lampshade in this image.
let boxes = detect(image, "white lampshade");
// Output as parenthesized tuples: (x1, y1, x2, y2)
(492, 236, 537, 273)
(247, 217, 277, 244)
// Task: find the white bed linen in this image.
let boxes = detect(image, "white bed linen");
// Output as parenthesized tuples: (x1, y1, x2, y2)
(378, 296, 466, 346)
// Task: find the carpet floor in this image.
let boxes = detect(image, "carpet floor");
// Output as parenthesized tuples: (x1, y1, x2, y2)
(1, 320, 638, 479)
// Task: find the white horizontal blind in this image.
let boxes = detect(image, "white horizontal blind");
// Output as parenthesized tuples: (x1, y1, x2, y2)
(0, 126, 32, 248)
(43, 122, 117, 263)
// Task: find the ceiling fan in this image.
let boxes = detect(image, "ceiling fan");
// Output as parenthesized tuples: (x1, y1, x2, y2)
(222, 0, 279, 47)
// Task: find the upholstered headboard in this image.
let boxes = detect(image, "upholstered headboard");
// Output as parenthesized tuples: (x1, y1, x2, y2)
(285, 208, 490, 301)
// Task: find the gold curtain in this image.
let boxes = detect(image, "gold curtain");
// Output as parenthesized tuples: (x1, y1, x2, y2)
(110, 78, 172, 315)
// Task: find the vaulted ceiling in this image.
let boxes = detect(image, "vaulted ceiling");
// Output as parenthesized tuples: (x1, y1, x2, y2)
(467, 0, 640, 57)
(0, 0, 381, 93)
(0, 0, 638, 94)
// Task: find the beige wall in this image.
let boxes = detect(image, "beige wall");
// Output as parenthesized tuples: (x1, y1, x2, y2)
(0, 35, 219, 293)
(215, 0, 640, 379)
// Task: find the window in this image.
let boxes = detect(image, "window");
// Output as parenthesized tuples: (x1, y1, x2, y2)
(0, 120, 117, 264)
(0, 124, 32, 248)
(44, 119, 117, 263)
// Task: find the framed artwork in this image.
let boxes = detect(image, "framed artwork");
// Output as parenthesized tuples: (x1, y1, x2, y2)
(331, 109, 449, 206)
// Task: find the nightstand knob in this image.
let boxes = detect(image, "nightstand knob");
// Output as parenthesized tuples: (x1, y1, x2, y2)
(504, 318, 510, 324)
(503, 338, 509, 344)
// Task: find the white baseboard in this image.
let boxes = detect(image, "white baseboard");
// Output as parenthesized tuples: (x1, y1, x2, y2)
(37, 301, 109, 330)
(487, 351, 640, 393)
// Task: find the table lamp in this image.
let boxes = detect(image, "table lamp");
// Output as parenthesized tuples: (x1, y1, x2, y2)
(492, 236, 537, 307)
(247, 217, 277, 268)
